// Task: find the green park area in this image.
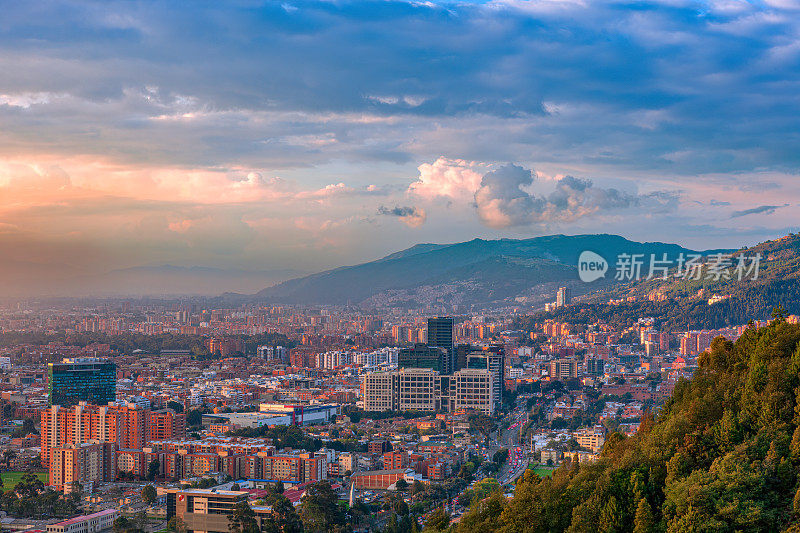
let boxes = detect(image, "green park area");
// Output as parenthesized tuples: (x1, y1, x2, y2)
(1, 472, 49, 490)
(529, 466, 555, 478)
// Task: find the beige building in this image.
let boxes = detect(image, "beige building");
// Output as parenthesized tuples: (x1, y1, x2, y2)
(50, 441, 116, 491)
(362, 372, 395, 411)
(574, 427, 605, 453)
(397, 369, 437, 411)
(453, 369, 494, 415)
(361, 368, 494, 415)
(46, 510, 118, 533)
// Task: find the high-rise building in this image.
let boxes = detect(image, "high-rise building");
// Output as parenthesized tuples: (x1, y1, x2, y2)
(258, 345, 287, 362)
(427, 316, 455, 373)
(48, 358, 116, 407)
(398, 343, 449, 373)
(427, 317, 454, 350)
(465, 345, 505, 410)
(454, 344, 472, 373)
(49, 441, 116, 491)
(556, 287, 572, 307)
(40, 402, 185, 468)
(585, 358, 605, 376)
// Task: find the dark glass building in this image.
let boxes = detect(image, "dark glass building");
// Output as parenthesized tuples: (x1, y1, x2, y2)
(48, 358, 117, 407)
(427, 317, 454, 350)
(398, 343, 449, 373)
(427, 317, 454, 373)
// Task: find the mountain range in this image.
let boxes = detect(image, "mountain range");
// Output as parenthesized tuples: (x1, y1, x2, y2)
(252, 234, 718, 309)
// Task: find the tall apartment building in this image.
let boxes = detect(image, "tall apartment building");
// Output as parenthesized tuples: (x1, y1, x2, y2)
(362, 367, 494, 415)
(257, 345, 287, 362)
(127, 444, 327, 483)
(49, 441, 116, 491)
(41, 402, 185, 468)
(47, 358, 116, 407)
(556, 287, 572, 307)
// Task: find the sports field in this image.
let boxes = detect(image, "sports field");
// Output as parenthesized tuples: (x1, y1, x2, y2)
(1, 471, 49, 490)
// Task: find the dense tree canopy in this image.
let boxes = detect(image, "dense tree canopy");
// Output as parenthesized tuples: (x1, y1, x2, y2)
(457, 319, 800, 532)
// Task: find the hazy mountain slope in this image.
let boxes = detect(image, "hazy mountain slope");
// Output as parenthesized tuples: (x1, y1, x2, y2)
(255, 234, 709, 306)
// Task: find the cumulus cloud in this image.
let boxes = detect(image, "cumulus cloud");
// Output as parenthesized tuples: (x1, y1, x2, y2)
(377, 205, 427, 227)
(473, 164, 673, 228)
(408, 157, 486, 201)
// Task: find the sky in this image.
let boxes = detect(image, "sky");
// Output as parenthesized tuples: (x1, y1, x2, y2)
(1, 0, 799, 294)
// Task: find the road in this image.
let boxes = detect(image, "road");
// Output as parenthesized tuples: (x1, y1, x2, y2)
(495, 404, 529, 485)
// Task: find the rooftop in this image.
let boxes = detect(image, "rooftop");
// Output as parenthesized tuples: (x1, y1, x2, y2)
(51, 510, 117, 527)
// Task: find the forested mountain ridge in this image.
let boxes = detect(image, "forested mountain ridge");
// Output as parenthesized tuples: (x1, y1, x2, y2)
(535, 232, 800, 330)
(457, 319, 800, 532)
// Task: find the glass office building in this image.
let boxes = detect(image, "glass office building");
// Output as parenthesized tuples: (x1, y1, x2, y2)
(48, 358, 117, 407)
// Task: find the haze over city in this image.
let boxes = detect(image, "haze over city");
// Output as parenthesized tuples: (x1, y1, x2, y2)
(2, 0, 800, 295)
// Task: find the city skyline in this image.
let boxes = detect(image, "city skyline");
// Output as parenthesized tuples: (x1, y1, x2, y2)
(1, 0, 800, 296)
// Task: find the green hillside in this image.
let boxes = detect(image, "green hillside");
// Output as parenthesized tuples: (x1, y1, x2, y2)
(457, 319, 800, 532)
(254, 234, 707, 307)
(536, 233, 800, 330)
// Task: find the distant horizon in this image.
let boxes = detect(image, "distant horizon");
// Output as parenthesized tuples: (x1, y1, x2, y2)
(0, 230, 776, 298)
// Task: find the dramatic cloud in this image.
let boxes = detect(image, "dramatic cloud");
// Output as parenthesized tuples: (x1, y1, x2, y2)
(472, 164, 666, 228)
(378, 205, 427, 227)
(0, 0, 798, 293)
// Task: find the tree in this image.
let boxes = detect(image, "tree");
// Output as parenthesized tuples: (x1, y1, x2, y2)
(633, 497, 655, 533)
(15, 473, 44, 499)
(424, 509, 450, 531)
(231, 483, 241, 491)
(456, 492, 506, 533)
(298, 481, 348, 533)
(262, 493, 304, 533)
(142, 485, 158, 505)
(598, 497, 622, 533)
(167, 400, 184, 413)
(228, 501, 260, 533)
(113, 517, 133, 533)
(469, 414, 497, 442)
(167, 517, 188, 533)
(147, 459, 160, 481)
(395, 479, 408, 492)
